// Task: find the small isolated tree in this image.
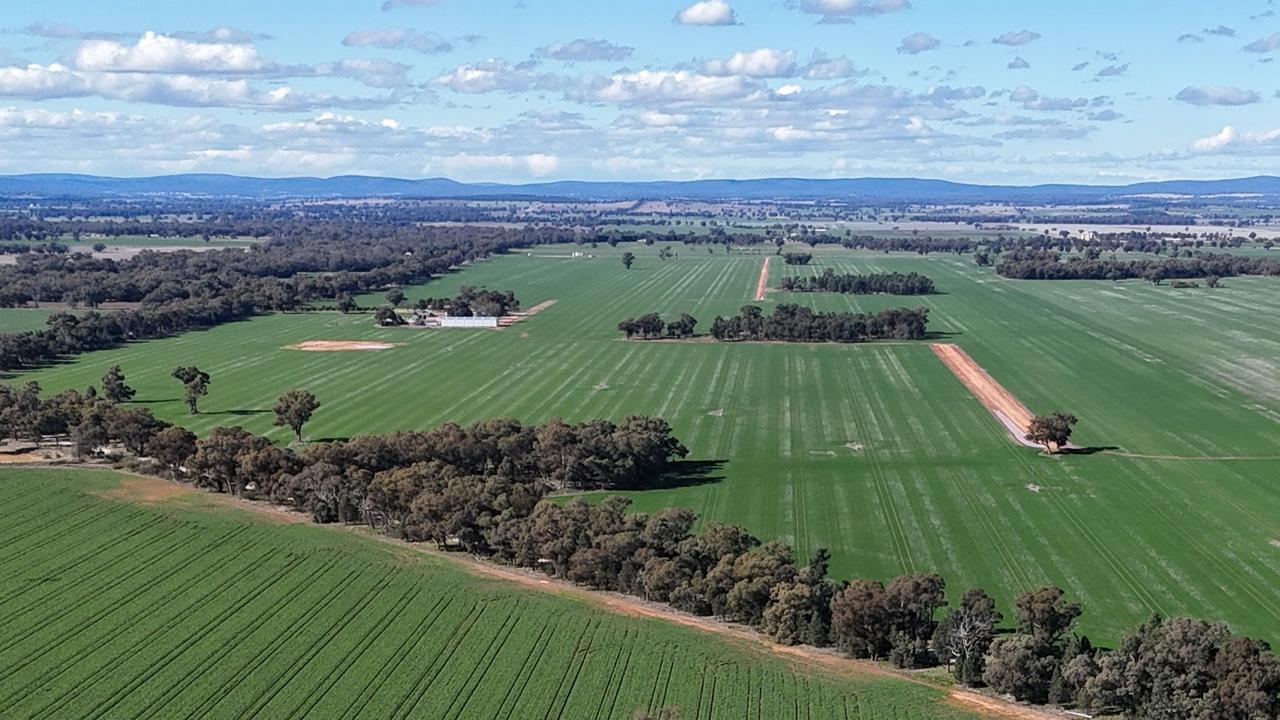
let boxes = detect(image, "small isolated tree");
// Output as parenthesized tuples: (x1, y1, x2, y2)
(386, 287, 406, 307)
(171, 366, 210, 414)
(101, 365, 135, 404)
(336, 293, 357, 313)
(622, 252, 636, 270)
(1025, 412, 1077, 453)
(273, 389, 320, 442)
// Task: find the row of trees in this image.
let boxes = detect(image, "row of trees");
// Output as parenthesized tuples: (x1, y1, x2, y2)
(617, 313, 698, 340)
(708, 304, 930, 343)
(1, 379, 1275, 716)
(995, 249, 1280, 282)
(780, 269, 937, 295)
(412, 285, 521, 317)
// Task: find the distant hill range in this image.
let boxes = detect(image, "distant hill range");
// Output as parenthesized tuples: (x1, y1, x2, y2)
(3, 173, 1280, 202)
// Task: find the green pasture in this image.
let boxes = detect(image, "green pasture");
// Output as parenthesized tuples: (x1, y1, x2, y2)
(8, 242, 1280, 643)
(0, 469, 971, 720)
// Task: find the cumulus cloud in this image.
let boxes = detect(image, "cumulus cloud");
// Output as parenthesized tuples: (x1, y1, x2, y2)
(1243, 32, 1280, 53)
(1204, 25, 1236, 37)
(801, 52, 860, 79)
(72, 31, 279, 74)
(1007, 85, 1088, 111)
(434, 58, 542, 93)
(343, 27, 452, 54)
(534, 38, 633, 62)
(1192, 125, 1280, 151)
(1070, 61, 1090, 71)
(898, 33, 940, 54)
(675, 0, 738, 26)
(702, 48, 797, 78)
(1007, 56, 1030, 70)
(1087, 109, 1122, 121)
(796, 0, 911, 23)
(575, 69, 762, 104)
(314, 58, 412, 89)
(1094, 63, 1128, 78)
(1175, 85, 1261, 106)
(993, 29, 1041, 46)
(0, 62, 387, 110)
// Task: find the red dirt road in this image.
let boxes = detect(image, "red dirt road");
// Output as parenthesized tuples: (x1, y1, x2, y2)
(754, 256, 771, 301)
(931, 343, 1038, 446)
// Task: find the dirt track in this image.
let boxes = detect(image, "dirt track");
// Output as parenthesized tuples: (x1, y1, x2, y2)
(285, 340, 397, 352)
(754, 256, 771, 301)
(931, 343, 1038, 447)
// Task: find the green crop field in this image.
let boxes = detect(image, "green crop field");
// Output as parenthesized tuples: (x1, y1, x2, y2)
(9, 243, 1280, 644)
(0, 468, 972, 720)
(0, 308, 55, 333)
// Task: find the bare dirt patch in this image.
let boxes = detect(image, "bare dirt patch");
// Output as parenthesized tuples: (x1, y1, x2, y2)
(98, 474, 192, 505)
(707, 408, 725, 417)
(845, 442, 864, 452)
(286, 340, 397, 352)
(754, 256, 772, 301)
(498, 299, 558, 329)
(1026, 483, 1042, 494)
(593, 381, 610, 391)
(1270, 538, 1280, 549)
(931, 343, 1041, 448)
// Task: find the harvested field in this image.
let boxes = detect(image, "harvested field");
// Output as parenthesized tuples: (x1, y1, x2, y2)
(285, 340, 397, 352)
(931, 343, 1038, 447)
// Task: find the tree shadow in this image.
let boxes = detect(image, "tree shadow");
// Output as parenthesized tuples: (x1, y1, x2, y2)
(130, 398, 180, 404)
(924, 330, 963, 340)
(1059, 445, 1120, 456)
(646, 459, 727, 490)
(311, 436, 351, 443)
(204, 409, 271, 417)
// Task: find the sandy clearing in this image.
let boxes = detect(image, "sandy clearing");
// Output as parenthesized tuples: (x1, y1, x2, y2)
(754, 256, 772, 301)
(285, 340, 397, 352)
(0, 453, 47, 464)
(497, 299, 558, 329)
(931, 343, 1040, 448)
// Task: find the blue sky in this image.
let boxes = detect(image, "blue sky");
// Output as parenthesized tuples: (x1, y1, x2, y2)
(1, 0, 1277, 183)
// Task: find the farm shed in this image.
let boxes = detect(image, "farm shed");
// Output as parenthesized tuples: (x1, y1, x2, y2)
(440, 316, 500, 329)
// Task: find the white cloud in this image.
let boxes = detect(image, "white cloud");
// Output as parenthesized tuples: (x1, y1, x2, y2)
(434, 58, 541, 93)
(637, 111, 690, 127)
(1175, 85, 1261, 106)
(898, 32, 940, 54)
(431, 153, 560, 177)
(703, 48, 797, 78)
(1191, 125, 1280, 151)
(675, 0, 738, 26)
(534, 39, 634, 62)
(1243, 32, 1280, 53)
(343, 27, 453, 54)
(315, 58, 412, 89)
(73, 31, 276, 74)
(797, 0, 911, 23)
(802, 53, 859, 79)
(993, 29, 1041, 46)
(577, 70, 762, 104)
(1007, 56, 1030, 70)
(0, 62, 384, 110)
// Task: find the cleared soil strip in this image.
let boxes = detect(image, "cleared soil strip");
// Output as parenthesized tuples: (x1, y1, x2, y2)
(498, 299, 558, 328)
(286, 340, 397, 352)
(931, 343, 1040, 448)
(753, 256, 771, 301)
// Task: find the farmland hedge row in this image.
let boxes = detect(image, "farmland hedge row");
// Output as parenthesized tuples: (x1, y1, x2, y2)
(780, 269, 937, 295)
